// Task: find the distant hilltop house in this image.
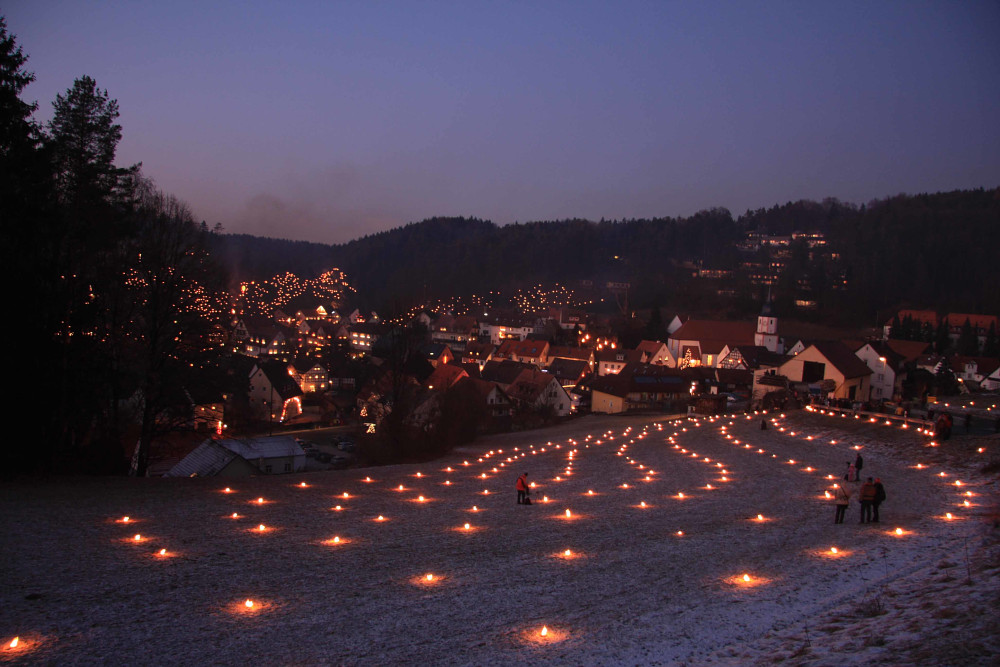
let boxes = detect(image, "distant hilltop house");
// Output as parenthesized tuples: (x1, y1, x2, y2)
(165, 435, 306, 477)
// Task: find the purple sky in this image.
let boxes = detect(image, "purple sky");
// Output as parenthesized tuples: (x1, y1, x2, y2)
(7, 1, 1000, 243)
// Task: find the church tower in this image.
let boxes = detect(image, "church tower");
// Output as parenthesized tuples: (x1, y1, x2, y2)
(755, 295, 779, 352)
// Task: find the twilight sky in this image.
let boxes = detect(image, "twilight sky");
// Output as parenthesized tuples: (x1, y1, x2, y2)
(6, 1, 999, 243)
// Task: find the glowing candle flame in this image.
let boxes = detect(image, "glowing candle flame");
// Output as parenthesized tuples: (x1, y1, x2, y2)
(676, 530, 684, 536)
(333, 536, 341, 543)
(830, 547, 838, 554)
(232, 512, 239, 518)
(472, 505, 478, 511)
(743, 574, 751, 582)
(245, 599, 254, 608)
(542, 496, 549, 502)
(541, 626, 548, 637)
(565, 509, 572, 517)
(258, 524, 266, 532)
(159, 548, 167, 556)
(134, 534, 141, 541)
(756, 514, 764, 521)
(946, 513, 953, 519)
(640, 501, 647, 507)
(366, 476, 372, 482)
(224, 487, 232, 493)
(398, 485, 404, 491)
(300, 482, 307, 487)
(564, 549, 572, 556)
(257, 497, 264, 504)
(9, 637, 18, 648)
(122, 516, 130, 522)
(377, 515, 385, 521)
(587, 490, 594, 495)
(895, 528, 903, 535)
(425, 573, 434, 581)
(464, 523, 470, 530)
(334, 505, 342, 511)
(418, 495, 425, 502)
(342, 492, 349, 498)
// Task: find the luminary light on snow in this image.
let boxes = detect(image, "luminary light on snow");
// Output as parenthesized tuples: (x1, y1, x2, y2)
(756, 514, 764, 522)
(542, 496, 549, 502)
(464, 523, 470, 530)
(223, 487, 232, 493)
(945, 513, 953, 520)
(417, 495, 426, 502)
(257, 524, 266, 532)
(472, 505, 478, 511)
(133, 534, 142, 542)
(640, 501, 647, 508)
(299, 482, 308, 487)
(122, 516, 130, 523)
(158, 548, 167, 556)
(365, 476, 373, 482)
(257, 497, 265, 504)
(541, 626, 548, 637)
(743, 574, 750, 582)
(830, 547, 838, 554)
(8, 637, 18, 648)
(587, 490, 594, 495)
(425, 573, 434, 581)
(676, 530, 684, 536)
(565, 509, 572, 518)
(376, 515, 386, 521)
(333, 505, 342, 511)
(231, 512, 240, 519)
(894, 528, 904, 536)
(677, 492, 684, 499)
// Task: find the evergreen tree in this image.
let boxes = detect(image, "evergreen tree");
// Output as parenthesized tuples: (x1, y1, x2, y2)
(984, 322, 999, 358)
(958, 318, 978, 356)
(935, 320, 950, 355)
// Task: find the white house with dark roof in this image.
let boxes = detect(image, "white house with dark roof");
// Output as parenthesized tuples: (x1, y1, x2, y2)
(165, 435, 306, 477)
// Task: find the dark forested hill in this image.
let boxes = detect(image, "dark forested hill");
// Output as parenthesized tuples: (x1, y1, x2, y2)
(212, 188, 1000, 323)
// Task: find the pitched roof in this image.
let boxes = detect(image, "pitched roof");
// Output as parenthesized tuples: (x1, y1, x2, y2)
(636, 340, 667, 355)
(507, 368, 559, 403)
(216, 435, 305, 461)
(547, 358, 591, 384)
(670, 319, 756, 346)
(164, 440, 239, 477)
(510, 339, 549, 358)
(254, 361, 304, 399)
(548, 346, 593, 362)
(462, 341, 495, 360)
(885, 339, 931, 363)
(885, 309, 939, 327)
(945, 313, 998, 330)
(425, 363, 469, 390)
(596, 348, 644, 364)
(481, 360, 535, 385)
(809, 341, 873, 379)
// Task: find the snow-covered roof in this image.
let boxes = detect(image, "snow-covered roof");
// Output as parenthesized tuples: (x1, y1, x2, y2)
(217, 436, 305, 461)
(164, 440, 239, 477)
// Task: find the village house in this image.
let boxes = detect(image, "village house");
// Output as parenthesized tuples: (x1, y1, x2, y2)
(421, 342, 455, 368)
(429, 313, 478, 352)
(590, 363, 693, 414)
(496, 339, 550, 367)
(596, 348, 645, 376)
(777, 341, 872, 403)
(668, 319, 757, 368)
(636, 340, 676, 367)
(505, 368, 573, 417)
(349, 322, 388, 356)
(166, 435, 306, 477)
(547, 345, 595, 369)
(944, 313, 998, 352)
(460, 341, 496, 370)
(248, 361, 304, 422)
(288, 358, 329, 394)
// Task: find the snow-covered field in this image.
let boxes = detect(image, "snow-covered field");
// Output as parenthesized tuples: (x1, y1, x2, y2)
(1, 411, 997, 665)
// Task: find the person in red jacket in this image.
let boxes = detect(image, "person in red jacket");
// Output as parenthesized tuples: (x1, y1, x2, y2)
(516, 473, 529, 505)
(859, 477, 877, 523)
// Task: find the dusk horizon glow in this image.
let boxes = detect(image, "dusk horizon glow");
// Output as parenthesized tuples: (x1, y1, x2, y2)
(7, 1, 999, 243)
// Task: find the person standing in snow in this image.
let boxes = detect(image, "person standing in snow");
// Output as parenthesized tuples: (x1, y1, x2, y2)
(516, 473, 529, 505)
(859, 477, 876, 523)
(854, 452, 864, 479)
(833, 483, 851, 524)
(872, 478, 886, 522)
(845, 461, 856, 482)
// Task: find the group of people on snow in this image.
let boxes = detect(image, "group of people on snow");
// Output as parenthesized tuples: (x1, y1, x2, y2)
(833, 452, 887, 524)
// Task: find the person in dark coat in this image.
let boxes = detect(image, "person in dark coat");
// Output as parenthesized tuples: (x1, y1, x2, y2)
(872, 478, 886, 522)
(854, 452, 864, 479)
